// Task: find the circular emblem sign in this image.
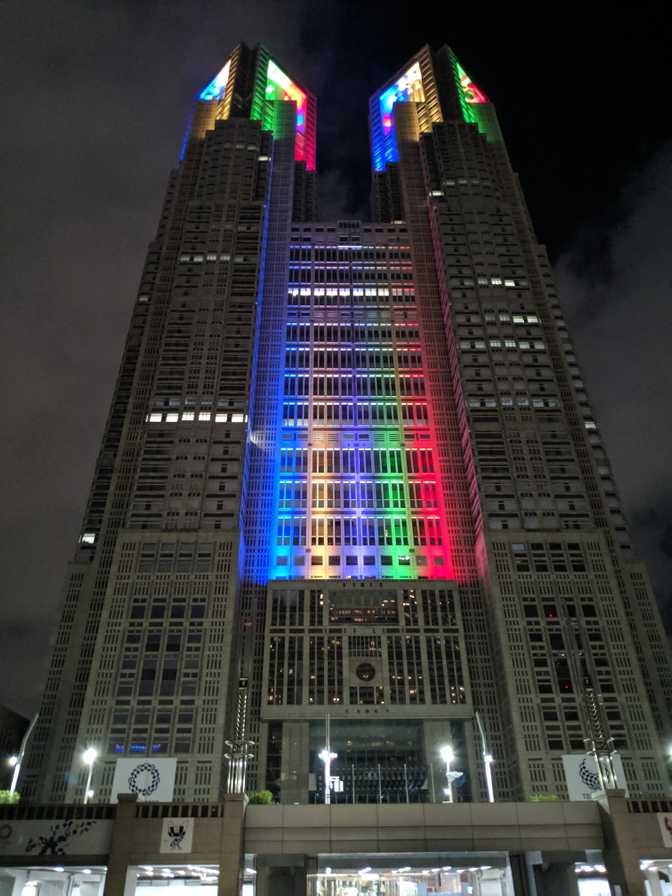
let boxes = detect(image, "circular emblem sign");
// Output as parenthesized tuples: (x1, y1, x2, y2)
(578, 758, 600, 791)
(356, 662, 376, 682)
(128, 762, 161, 797)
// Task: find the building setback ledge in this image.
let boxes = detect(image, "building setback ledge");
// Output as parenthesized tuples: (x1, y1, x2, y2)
(243, 801, 604, 855)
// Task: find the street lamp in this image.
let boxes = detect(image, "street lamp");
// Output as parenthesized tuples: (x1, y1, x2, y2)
(475, 712, 496, 803)
(7, 756, 19, 795)
(6, 713, 39, 796)
(82, 747, 98, 804)
(318, 748, 338, 805)
(439, 744, 461, 804)
(483, 753, 495, 803)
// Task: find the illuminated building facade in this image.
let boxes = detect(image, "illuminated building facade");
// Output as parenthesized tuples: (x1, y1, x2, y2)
(22, 41, 672, 814)
(367, 44, 672, 801)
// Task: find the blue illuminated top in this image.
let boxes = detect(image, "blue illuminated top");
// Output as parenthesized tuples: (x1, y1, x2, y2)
(372, 61, 424, 172)
(199, 59, 231, 101)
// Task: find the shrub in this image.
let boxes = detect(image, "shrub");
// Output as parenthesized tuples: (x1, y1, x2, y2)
(0, 791, 20, 804)
(247, 790, 273, 805)
(529, 792, 560, 802)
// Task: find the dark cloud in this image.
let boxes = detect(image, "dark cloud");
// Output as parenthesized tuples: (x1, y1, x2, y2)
(555, 143, 672, 624)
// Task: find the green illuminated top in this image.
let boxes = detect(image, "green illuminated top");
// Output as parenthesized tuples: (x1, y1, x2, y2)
(452, 53, 499, 143)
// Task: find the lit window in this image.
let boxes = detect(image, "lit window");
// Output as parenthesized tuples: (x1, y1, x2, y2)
(182, 412, 194, 421)
(166, 413, 179, 422)
(149, 413, 162, 423)
(199, 412, 211, 422)
(80, 533, 96, 545)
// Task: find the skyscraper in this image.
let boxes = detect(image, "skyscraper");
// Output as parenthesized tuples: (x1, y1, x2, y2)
(23, 42, 672, 807)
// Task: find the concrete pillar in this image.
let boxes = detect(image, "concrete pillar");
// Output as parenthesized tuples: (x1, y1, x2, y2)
(0, 877, 13, 896)
(281, 721, 310, 805)
(597, 790, 646, 896)
(102, 794, 138, 896)
(534, 862, 579, 896)
(256, 856, 315, 896)
(509, 854, 535, 896)
(217, 796, 245, 896)
(102, 868, 135, 896)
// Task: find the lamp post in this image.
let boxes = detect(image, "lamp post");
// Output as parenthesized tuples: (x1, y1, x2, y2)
(7, 713, 39, 795)
(319, 749, 337, 804)
(7, 756, 19, 794)
(319, 715, 337, 805)
(439, 744, 461, 804)
(82, 747, 98, 804)
(475, 711, 496, 803)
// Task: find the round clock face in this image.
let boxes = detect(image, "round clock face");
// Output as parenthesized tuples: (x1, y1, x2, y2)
(356, 662, 376, 682)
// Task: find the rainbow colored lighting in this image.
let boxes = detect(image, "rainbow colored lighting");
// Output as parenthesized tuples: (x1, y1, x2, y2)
(199, 59, 231, 101)
(269, 257, 454, 583)
(456, 61, 488, 106)
(373, 62, 425, 172)
(259, 59, 315, 170)
(453, 56, 498, 141)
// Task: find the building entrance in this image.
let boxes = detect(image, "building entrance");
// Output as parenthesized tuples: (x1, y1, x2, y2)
(306, 853, 512, 896)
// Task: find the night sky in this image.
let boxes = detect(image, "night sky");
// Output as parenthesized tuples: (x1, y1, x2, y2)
(1, 1, 671, 717)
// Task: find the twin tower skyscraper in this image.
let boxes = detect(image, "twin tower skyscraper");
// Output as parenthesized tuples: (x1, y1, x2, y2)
(23, 43, 672, 805)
